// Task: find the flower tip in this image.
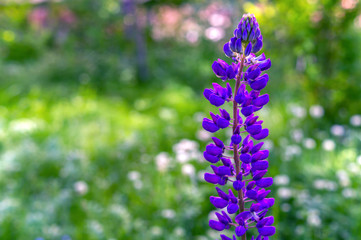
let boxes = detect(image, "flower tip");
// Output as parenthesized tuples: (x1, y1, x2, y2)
(209, 220, 226, 231)
(223, 42, 235, 58)
(231, 134, 242, 145)
(258, 226, 276, 237)
(235, 225, 247, 237)
(204, 173, 221, 184)
(220, 234, 234, 240)
(245, 42, 252, 56)
(252, 38, 263, 53)
(255, 177, 273, 188)
(235, 38, 243, 53)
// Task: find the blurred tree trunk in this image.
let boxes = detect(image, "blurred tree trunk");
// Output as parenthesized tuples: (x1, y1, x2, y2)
(122, 0, 149, 82)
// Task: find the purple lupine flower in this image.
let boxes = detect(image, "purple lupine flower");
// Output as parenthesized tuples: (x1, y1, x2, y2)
(212, 59, 240, 81)
(202, 13, 275, 239)
(204, 83, 233, 107)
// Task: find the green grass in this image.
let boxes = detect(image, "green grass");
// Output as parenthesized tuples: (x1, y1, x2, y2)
(0, 79, 359, 239)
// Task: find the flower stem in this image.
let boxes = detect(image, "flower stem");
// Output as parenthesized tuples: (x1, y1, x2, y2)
(233, 54, 246, 240)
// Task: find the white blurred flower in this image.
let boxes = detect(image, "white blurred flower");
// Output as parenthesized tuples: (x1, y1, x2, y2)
(342, 188, 356, 198)
(208, 13, 231, 28)
(45, 225, 61, 236)
(0, 150, 18, 172)
(161, 209, 176, 219)
(348, 162, 359, 174)
(322, 139, 335, 151)
(174, 227, 185, 237)
(182, 164, 195, 176)
(127, 171, 143, 190)
(177, 152, 189, 163)
(307, 210, 321, 227)
(350, 114, 361, 126)
(260, 106, 270, 116)
(133, 181, 143, 190)
(291, 129, 304, 142)
(207, 229, 221, 239)
(173, 139, 199, 163)
(263, 140, 274, 150)
(336, 170, 350, 187)
(193, 112, 204, 122)
(198, 170, 207, 181)
(277, 187, 292, 199)
(287, 145, 302, 155)
(330, 125, 345, 136)
(88, 221, 103, 234)
(281, 203, 291, 212)
(290, 105, 306, 118)
(303, 138, 316, 149)
(208, 210, 218, 220)
(159, 108, 177, 120)
(196, 129, 212, 141)
(284, 145, 302, 161)
(155, 152, 171, 172)
(9, 118, 40, 133)
(173, 139, 198, 152)
(180, 19, 201, 44)
(110, 204, 129, 217)
(309, 105, 324, 118)
(204, 27, 225, 41)
(150, 226, 162, 236)
(26, 212, 43, 224)
(185, 30, 199, 44)
(127, 171, 141, 181)
(0, 197, 20, 212)
(74, 181, 88, 195)
(274, 175, 290, 185)
(295, 190, 310, 204)
(313, 179, 337, 191)
(295, 225, 305, 235)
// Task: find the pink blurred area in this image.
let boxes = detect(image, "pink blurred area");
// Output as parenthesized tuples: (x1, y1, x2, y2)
(341, 0, 359, 10)
(28, 7, 49, 29)
(28, 6, 76, 30)
(150, 2, 232, 43)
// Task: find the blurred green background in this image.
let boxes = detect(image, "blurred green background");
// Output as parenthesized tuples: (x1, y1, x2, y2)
(0, 0, 360, 239)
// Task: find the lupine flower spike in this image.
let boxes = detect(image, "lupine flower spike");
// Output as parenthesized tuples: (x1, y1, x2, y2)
(203, 13, 275, 240)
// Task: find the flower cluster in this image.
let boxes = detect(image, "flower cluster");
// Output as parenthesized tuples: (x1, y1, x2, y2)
(202, 13, 275, 239)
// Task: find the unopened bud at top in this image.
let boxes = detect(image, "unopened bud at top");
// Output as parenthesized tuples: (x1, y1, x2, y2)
(224, 13, 263, 58)
(236, 13, 261, 42)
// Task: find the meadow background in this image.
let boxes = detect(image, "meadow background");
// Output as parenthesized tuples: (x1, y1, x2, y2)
(0, 0, 360, 239)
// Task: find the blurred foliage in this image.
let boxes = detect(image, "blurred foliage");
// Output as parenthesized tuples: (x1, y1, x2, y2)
(0, 0, 360, 240)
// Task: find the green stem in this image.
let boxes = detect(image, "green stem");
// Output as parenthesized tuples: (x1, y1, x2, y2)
(232, 54, 246, 240)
